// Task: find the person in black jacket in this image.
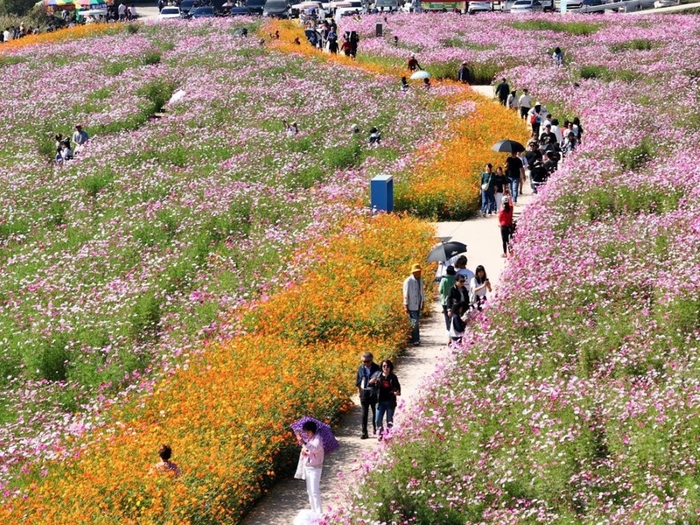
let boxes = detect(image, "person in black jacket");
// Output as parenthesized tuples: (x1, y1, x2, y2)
(494, 78, 510, 106)
(355, 352, 381, 439)
(446, 274, 470, 342)
(375, 359, 401, 441)
(457, 62, 471, 84)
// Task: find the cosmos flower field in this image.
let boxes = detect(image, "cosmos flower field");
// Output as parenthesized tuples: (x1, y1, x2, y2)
(328, 11, 700, 524)
(0, 9, 698, 524)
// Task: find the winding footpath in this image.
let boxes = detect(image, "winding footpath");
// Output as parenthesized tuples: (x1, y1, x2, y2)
(242, 117, 533, 522)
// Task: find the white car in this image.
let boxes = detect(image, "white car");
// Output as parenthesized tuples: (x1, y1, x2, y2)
(654, 0, 678, 7)
(510, 0, 543, 11)
(158, 6, 182, 18)
(467, 0, 492, 12)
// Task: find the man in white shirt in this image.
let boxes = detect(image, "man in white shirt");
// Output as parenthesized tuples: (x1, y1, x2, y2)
(454, 255, 475, 285)
(403, 264, 425, 346)
(518, 88, 532, 120)
(550, 118, 563, 144)
(118, 2, 126, 20)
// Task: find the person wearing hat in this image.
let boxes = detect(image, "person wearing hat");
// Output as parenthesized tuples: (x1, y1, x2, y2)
(71, 124, 89, 154)
(457, 62, 471, 84)
(498, 195, 514, 258)
(403, 263, 425, 346)
(527, 103, 542, 138)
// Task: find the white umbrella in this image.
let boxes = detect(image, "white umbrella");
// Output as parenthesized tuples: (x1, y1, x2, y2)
(410, 70, 431, 80)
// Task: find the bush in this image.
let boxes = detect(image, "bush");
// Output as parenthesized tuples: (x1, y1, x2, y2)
(510, 19, 600, 35)
(614, 137, 655, 170)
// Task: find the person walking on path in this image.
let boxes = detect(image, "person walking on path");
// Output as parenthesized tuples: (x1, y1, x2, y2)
(438, 265, 457, 343)
(498, 195, 514, 258)
(295, 420, 324, 515)
(355, 352, 381, 439)
(457, 61, 471, 84)
(481, 163, 496, 216)
(403, 263, 425, 346)
(492, 166, 507, 211)
(407, 54, 421, 72)
(494, 78, 510, 106)
(446, 273, 469, 343)
(518, 88, 532, 120)
(505, 151, 525, 204)
(470, 265, 492, 311)
(375, 359, 401, 441)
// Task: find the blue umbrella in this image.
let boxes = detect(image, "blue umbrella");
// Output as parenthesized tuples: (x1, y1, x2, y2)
(290, 416, 339, 454)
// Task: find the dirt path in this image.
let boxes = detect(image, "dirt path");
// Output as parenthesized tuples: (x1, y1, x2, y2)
(242, 83, 530, 525)
(242, 187, 533, 523)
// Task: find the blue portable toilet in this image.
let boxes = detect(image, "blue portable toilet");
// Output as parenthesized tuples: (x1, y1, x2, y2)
(370, 174, 393, 213)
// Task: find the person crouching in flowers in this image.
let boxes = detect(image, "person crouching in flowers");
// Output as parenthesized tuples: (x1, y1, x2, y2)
(149, 444, 181, 478)
(296, 421, 324, 515)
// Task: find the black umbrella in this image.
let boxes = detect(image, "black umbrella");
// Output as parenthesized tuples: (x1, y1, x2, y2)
(427, 241, 467, 263)
(491, 139, 525, 153)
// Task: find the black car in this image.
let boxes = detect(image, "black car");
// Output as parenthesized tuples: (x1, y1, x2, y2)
(262, 0, 289, 17)
(228, 5, 251, 14)
(190, 5, 216, 16)
(245, 0, 266, 14)
(179, 0, 196, 15)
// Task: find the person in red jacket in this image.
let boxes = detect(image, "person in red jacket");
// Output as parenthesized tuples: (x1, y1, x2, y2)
(498, 195, 514, 258)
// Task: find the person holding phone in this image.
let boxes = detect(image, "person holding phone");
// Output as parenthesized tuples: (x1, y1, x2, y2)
(470, 265, 492, 311)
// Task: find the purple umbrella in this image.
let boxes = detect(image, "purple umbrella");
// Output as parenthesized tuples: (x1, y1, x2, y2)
(290, 416, 339, 454)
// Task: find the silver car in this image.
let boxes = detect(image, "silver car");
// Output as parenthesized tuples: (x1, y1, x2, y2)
(510, 0, 543, 11)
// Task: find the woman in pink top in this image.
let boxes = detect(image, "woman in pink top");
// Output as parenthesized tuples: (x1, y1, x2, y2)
(498, 195, 514, 258)
(296, 420, 324, 515)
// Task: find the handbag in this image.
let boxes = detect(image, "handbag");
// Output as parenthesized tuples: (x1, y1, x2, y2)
(481, 174, 491, 191)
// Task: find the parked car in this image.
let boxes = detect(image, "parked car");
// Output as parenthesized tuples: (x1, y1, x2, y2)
(246, 0, 266, 14)
(654, 0, 678, 7)
(375, 0, 399, 9)
(467, 1, 492, 12)
(158, 5, 182, 17)
(581, 0, 603, 11)
(500, 0, 516, 11)
(227, 5, 252, 14)
(190, 5, 216, 16)
(510, 0, 543, 11)
(179, 0, 196, 15)
(335, 5, 361, 20)
(263, 0, 290, 16)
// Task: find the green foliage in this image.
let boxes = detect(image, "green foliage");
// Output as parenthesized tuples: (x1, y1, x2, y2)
(510, 19, 601, 35)
(129, 293, 162, 343)
(579, 65, 640, 82)
(78, 168, 115, 198)
(614, 137, 655, 171)
(140, 50, 161, 66)
(137, 78, 177, 115)
(323, 140, 363, 170)
(24, 334, 70, 382)
(0, 55, 28, 68)
(125, 22, 139, 34)
(0, 0, 36, 16)
(609, 38, 654, 52)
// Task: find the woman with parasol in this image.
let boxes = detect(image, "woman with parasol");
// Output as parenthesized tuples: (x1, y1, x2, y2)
(291, 417, 338, 521)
